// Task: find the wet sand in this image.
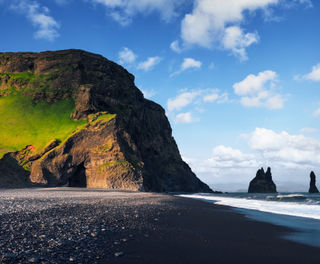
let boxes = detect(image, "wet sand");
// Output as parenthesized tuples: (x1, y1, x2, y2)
(0, 188, 319, 263)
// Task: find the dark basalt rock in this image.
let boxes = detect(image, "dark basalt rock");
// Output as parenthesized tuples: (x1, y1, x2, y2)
(309, 171, 319, 193)
(0, 49, 213, 193)
(248, 167, 277, 193)
(0, 153, 30, 188)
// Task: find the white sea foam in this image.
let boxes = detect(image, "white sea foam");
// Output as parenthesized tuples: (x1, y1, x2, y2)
(179, 194, 320, 220)
(276, 194, 305, 199)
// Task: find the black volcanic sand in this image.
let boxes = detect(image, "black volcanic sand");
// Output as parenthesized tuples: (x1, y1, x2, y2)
(0, 189, 319, 264)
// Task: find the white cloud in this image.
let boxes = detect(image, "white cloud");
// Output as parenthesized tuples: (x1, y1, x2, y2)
(303, 63, 320, 82)
(181, 58, 201, 71)
(10, 0, 60, 41)
(137, 56, 162, 71)
(182, 145, 259, 191)
(265, 94, 284, 109)
(170, 40, 183, 53)
(217, 93, 229, 104)
(248, 128, 320, 166)
(203, 93, 219, 103)
(233, 70, 277, 95)
(92, 0, 182, 25)
(171, 58, 202, 76)
(209, 145, 258, 168)
(222, 26, 259, 61)
(203, 91, 229, 104)
(167, 90, 201, 112)
(175, 112, 194, 124)
(300, 127, 319, 133)
(118, 47, 137, 65)
(167, 89, 228, 112)
(110, 11, 132, 26)
(233, 70, 284, 109)
(118, 49, 162, 71)
(141, 89, 156, 99)
(314, 108, 320, 117)
(180, 0, 278, 60)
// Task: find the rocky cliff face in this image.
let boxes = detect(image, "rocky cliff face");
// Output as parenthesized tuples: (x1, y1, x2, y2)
(0, 49, 212, 193)
(309, 171, 319, 193)
(248, 167, 277, 193)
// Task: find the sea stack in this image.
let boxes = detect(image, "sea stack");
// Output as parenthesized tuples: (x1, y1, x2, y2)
(248, 167, 277, 193)
(309, 171, 319, 193)
(0, 49, 212, 193)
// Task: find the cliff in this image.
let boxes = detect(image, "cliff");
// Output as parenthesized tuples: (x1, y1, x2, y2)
(0, 49, 212, 193)
(309, 171, 319, 193)
(248, 167, 277, 193)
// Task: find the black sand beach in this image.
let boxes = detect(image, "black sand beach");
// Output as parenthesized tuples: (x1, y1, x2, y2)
(0, 188, 319, 264)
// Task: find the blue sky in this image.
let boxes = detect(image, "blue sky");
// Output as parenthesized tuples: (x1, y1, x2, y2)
(1, 0, 320, 191)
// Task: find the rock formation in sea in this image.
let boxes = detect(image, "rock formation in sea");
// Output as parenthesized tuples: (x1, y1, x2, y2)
(248, 167, 277, 193)
(309, 171, 319, 193)
(0, 49, 212, 193)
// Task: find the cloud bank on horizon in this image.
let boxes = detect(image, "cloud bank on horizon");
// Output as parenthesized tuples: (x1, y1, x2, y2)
(184, 127, 320, 191)
(0, 0, 319, 191)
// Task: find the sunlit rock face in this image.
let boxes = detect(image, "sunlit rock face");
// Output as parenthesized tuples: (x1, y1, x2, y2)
(0, 49, 212, 193)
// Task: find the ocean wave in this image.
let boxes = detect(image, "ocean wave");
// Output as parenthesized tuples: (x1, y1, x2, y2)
(179, 194, 320, 220)
(277, 194, 305, 198)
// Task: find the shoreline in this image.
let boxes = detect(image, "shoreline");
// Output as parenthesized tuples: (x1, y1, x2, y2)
(103, 195, 320, 264)
(179, 193, 320, 248)
(1, 188, 320, 263)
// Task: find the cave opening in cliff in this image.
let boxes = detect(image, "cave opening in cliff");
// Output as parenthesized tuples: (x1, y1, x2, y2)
(69, 163, 87, 187)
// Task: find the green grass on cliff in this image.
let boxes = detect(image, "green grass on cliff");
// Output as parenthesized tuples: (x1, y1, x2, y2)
(0, 72, 52, 80)
(0, 95, 87, 158)
(0, 72, 53, 97)
(0, 72, 36, 80)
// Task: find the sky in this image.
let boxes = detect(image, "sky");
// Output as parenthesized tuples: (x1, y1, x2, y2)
(0, 0, 320, 191)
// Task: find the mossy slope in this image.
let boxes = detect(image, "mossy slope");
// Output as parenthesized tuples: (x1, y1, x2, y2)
(0, 95, 87, 158)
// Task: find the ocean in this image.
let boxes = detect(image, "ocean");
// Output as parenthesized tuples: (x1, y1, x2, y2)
(179, 192, 320, 248)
